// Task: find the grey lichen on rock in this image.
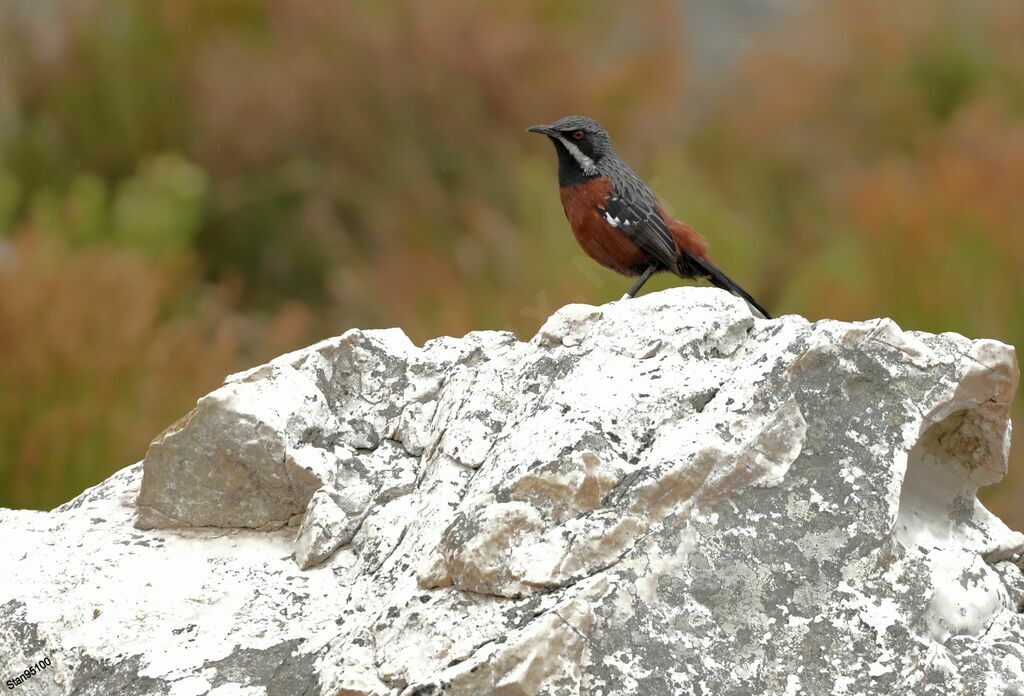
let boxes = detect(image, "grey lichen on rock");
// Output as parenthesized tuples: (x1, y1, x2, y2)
(1, 287, 1023, 695)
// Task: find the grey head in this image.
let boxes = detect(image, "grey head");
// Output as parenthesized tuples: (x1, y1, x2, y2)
(528, 115, 618, 186)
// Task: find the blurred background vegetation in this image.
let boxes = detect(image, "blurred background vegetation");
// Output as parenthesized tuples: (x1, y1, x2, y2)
(0, 0, 1021, 527)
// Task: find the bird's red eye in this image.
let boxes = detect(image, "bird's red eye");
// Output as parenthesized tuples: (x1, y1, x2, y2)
(572, 130, 585, 140)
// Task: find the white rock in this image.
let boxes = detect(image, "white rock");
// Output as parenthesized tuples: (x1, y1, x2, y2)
(136, 363, 337, 529)
(1, 287, 1022, 695)
(294, 485, 354, 570)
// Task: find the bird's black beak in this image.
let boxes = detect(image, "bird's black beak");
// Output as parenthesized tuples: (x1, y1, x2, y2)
(527, 124, 555, 136)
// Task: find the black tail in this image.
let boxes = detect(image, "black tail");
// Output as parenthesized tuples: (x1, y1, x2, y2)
(692, 257, 771, 319)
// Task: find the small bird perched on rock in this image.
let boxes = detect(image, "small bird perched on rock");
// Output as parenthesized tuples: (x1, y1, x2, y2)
(528, 115, 771, 318)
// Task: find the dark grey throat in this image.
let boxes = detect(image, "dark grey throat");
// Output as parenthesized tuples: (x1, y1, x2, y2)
(550, 137, 600, 187)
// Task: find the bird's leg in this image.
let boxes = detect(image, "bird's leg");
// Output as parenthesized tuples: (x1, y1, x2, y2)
(622, 265, 657, 300)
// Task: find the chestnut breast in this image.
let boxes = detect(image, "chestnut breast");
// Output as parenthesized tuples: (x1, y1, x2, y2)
(558, 177, 651, 276)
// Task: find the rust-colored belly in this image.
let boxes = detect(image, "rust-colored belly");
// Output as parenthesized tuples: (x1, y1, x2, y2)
(559, 178, 650, 276)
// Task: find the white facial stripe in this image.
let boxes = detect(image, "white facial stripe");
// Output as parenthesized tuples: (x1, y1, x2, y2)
(553, 134, 598, 176)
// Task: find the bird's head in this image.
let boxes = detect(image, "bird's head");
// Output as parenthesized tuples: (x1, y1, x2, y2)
(528, 115, 615, 183)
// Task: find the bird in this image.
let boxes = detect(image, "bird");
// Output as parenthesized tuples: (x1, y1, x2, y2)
(528, 115, 771, 319)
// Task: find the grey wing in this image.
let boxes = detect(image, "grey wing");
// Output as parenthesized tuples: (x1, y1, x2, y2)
(601, 192, 679, 271)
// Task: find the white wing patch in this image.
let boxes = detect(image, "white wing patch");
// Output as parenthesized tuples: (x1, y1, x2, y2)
(604, 192, 680, 269)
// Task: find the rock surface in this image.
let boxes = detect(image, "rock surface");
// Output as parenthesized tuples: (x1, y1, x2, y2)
(2, 287, 1024, 695)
